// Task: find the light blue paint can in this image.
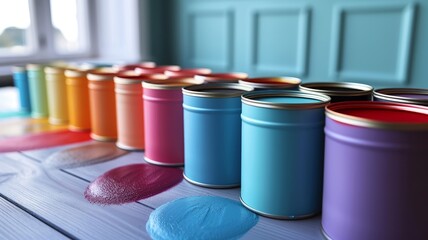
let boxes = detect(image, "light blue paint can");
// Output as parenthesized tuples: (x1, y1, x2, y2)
(27, 64, 49, 118)
(12, 66, 31, 112)
(182, 83, 253, 188)
(240, 90, 330, 219)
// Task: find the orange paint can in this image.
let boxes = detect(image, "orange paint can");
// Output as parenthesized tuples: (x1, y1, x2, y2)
(114, 71, 167, 150)
(65, 68, 91, 131)
(87, 68, 118, 141)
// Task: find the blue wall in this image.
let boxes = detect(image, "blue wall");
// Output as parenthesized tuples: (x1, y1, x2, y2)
(168, 0, 427, 88)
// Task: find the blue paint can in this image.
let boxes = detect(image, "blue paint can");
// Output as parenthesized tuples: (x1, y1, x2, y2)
(182, 83, 253, 188)
(240, 90, 330, 219)
(12, 66, 31, 112)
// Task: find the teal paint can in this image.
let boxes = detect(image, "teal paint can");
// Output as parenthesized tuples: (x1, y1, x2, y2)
(27, 64, 49, 118)
(12, 66, 31, 112)
(240, 90, 330, 219)
(182, 83, 253, 188)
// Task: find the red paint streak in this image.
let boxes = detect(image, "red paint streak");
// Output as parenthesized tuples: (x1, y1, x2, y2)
(84, 164, 182, 205)
(0, 130, 91, 153)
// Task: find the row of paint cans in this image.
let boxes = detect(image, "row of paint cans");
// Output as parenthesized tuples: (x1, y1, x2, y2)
(322, 101, 428, 239)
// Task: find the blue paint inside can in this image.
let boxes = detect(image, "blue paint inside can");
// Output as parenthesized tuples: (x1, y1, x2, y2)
(146, 196, 258, 240)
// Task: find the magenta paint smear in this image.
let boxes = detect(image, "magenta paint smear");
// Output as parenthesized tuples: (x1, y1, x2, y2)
(146, 196, 259, 240)
(0, 130, 91, 153)
(43, 142, 128, 169)
(85, 164, 182, 205)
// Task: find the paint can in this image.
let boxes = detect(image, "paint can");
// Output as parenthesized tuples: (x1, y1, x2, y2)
(26, 64, 49, 118)
(322, 101, 428, 240)
(239, 77, 301, 90)
(240, 90, 330, 219)
(87, 68, 118, 141)
(299, 82, 373, 102)
(194, 72, 248, 83)
(142, 78, 203, 166)
(12, 66, 31, 112)
(114, 71, 166, 150)
(373, 88, 428, 106)
(136, 65, 181, 74)
(65, 68, 91, 131)
(182, 83, 253, 188)
(44, 66, 69, 125)
(164, 68, 212, 78)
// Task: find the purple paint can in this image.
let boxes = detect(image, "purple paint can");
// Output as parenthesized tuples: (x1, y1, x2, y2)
(322, 101, 428, 240)
(374, 88, 428, 106)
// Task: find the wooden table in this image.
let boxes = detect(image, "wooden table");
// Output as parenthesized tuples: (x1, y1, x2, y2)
(0, 87, 323, 240)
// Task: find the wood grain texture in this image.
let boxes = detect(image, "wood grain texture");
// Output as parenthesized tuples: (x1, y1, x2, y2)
(0, 152, 152, 240)
(63, 151, 324, 240)
(0, 197, 67, 240)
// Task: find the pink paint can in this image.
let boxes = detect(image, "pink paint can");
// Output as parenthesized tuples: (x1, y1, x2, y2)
(142, 78, 203, 166)
(114, 71, 166, 150)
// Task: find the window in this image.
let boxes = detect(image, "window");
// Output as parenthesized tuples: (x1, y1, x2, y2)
(0, 0, 94, 65)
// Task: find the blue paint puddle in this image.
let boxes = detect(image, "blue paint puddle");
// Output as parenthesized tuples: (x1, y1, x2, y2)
(146, 196, 259, 240)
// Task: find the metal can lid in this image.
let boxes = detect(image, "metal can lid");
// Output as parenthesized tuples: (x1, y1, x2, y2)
(183, 83, 253, 98)
(239, 77, 301, 89)
(87, 68, 118, 81)
(44, 66, 65, 74)
(136, 65, 181, 74)
(194, 72, 248, 83)
(65, 68, 87, 78)
(12, 66, 26, 72)
(113, 62, 156, 71)
(143, 77, 203, 89)
(26, 64, 43, 70)
(164, 68, 212, 77)
(326, 101, 428, 130)
(114, 72, 167, 84)
(242, 90, 330, 109)
(299, 82, 373, 96)
(374, 88, 428, 105)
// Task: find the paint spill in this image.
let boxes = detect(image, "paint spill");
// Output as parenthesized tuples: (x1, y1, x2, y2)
(85, 164, 182, 205)
(43, 142, 128, 169)
(0, 117, 67, 137)
(146, 196, 259, 240)
(0, 130, 91, 153)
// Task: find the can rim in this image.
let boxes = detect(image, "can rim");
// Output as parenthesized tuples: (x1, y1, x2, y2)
(373, 88, 428, 105)
(114, 73, 167, 84)
(164, 68, 212, 77)
(12, 66, 26, 72)
(113, 61, 156, 71)
(65, 68, 87, 78)
(242, 90, 330, 109)
(239, 76, 301, 89)
(194, 72, 249, 82)
(87, 68, 118, 81)
(142, 78, 203, 89)
(136, 65, 181, 74)
(299, 82, 373, 96)
(183, 83, 253, 98)
(26, 64, 43, 70)
(326, 101, 428, 130)
(44, 66, 65, 74)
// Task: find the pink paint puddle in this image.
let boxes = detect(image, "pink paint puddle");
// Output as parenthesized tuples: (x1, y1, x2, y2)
(85, 164, 182, 205)
(0, 130, 91, 153)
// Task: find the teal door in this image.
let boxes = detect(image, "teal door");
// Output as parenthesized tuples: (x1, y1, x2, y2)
(170, 0, 427, 88)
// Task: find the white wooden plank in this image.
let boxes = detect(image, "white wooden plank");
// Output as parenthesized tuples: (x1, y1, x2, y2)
(62, 151, 324, 240)
(0, 197, 67, 240)
(21, 140, 98, 161)
(0, 152, 152, 240)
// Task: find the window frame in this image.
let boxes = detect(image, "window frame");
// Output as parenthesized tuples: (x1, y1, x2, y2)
(0, 0, 96, 65)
